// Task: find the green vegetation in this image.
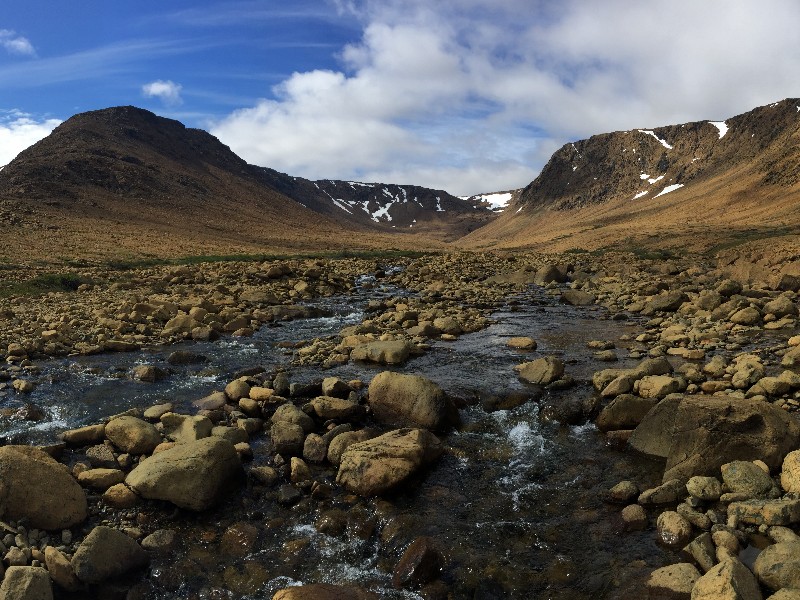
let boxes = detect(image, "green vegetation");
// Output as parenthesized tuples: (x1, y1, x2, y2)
(706, 226, 798, 255)
(0, 272, 88, 298)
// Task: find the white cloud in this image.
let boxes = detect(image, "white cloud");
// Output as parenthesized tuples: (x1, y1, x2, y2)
(199, 1, 800, 195)
(142, 79, 183, 105)
(0, 29, 35, 56)
(0, 111, 61, 166)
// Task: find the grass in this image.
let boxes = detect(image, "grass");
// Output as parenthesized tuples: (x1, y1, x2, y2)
(706, 226, 799, 255)
(0, 272, 89, 298)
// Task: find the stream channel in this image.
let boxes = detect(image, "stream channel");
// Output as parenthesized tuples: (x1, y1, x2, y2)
(0, 271, 675, 599)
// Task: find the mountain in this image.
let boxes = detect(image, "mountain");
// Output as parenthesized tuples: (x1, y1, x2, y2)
(461, 98, 800, 252)
(0, 106, 491, 261)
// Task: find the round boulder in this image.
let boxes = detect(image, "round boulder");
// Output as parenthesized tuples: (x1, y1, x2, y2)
(105, 416, 161, 455)
(367, 371, 455, 431)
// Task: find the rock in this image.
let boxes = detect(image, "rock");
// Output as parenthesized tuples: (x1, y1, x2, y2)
(290, 457, 311, 483)
(621, 504, 648, 531)
(225, 378, 251, 401)
(309, 396, 366, 421)
(125, 437, 242, 510)
(600, 374, 636, 397)
(728, 499, 800, 526)
(596, 395, 657, 432)
(683, 532, 717, 573)
(62, 424, 106, 446)
(561, 290, 596, 306)
(272, 583, 379, 600)
(249, 386, 275, 402)
(607, 480, 639, 504)
(638, 375, 685, 399)
(644, 291, 688, 314)
(160, 413, 213, 444)
(350, 340, 414, 365)
(781, 450, 800, 493)
(691, 558, 762, 600)
(250, 466, 278, 486)
(71, 526, 148, 585)
(105, 416, 161, 455)
(630, 395, 800, 483)
(211, 426, 249, 445)
(141, 529, 178, 553)
(0, 445, 87, 530)
(166, 350, 207, 365)
(507, 337, 537, 350)
(639, 479, 687, 505)
(143, 403, 173, 420)
(321, 377, 351, 398)
(193, 391, 228, 411)
(753, 541, 800, 591)
(336, 429, 443, 496)
(392, 536, 443, 588)
(657, 511, 692, 548)
(763, 295, 798, 318)
(730, 307, 762, 326)
(367, 371, 455, 431)
(534, 263, 567, 285)
(686, 476, 722, 501)
(647, 562, 701, 599)
(328, 430, 373, 466)
(678, 503, 712, 531)
(44, 546, 81, 592)
(85, 444, 117, 469)
(721, 461, 781, 499)
(77, 468, 126, 490)
(132, 365, 167, 383)
(269, 422, 306, 456)
(271, 403, 315, 433)
(102, 483, 139, 509)
(303, 434, 328, 463)
(0, 566, 53, 600)
(766, 589, 800, 600)
(515, 356, 565, 385)
(432, 316, 462, 336)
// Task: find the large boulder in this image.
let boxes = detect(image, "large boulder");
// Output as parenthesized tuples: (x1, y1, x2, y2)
(0, 566, 53, 600)
(125, 437, 242, 510)
(350, 340, 414, 365)
(690, 558, 762, 600)
(646, 563, 701, 600)
(104, 416, 161, 454)
(367, 371, 456, 431)
(595, 395, 658, 432)
(0, 445, 87, 530)
(629, 395, 800, 482)
(515, 356, 565, 385)
(336, 428, 443, 496)
(753, 541, 800, 591)
(71, 526, 148, 585)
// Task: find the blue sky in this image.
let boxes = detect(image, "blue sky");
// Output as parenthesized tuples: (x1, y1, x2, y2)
(2, 0, 800, 196)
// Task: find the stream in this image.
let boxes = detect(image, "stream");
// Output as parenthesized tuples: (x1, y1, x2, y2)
(0, 274, 677, 599)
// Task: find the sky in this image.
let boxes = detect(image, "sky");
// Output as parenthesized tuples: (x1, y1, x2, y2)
(2, 0, 800, 197)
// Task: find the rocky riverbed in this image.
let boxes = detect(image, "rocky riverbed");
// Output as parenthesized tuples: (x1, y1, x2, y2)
(1, 251, 799, 599)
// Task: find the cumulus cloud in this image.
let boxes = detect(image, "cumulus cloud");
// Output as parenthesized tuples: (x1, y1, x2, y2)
(0, 111, 61, 166)
(142, 79, 183, 105)
(213, 0, 800, 196)
(0, 29, 35, 56)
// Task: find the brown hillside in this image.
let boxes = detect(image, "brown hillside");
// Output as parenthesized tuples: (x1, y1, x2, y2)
(460, 98, 800, 254)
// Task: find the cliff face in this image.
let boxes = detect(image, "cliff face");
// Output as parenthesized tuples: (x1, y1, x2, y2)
(518, 98, 800, 210)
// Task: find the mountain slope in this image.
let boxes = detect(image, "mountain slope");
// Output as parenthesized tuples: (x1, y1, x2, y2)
(460, 98, 800, 252)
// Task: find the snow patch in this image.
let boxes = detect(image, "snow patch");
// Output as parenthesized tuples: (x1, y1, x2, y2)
(435, 197, 444, 212)
(648, 175, 664, 185)
(654, 184, 684, 198)
(638, 129, 673, 150)
(460, 192, 513, 212)
(634, 191, 648, 199)
(709, 121, 728, 139)
(640, 173, 649, 180)
(331, 199, 353, 214)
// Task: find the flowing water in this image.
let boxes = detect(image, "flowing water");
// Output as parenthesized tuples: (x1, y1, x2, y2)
(0, 275, 677, 599)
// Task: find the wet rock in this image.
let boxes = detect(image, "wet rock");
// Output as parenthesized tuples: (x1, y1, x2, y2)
(730, 307, 762, 326)
(141, 529, 178, 553)
(62, 423, 106, 446)
(166, 350, 207, 365)
(132, 365, 167, 383)
(639, 479, 686, 505)
(534, 263, 567, 285)
(276, 484, 301, 506)
(728, 499, 800, 526)
(351, 340, 414, 365)
(607, 480, 639, 504)
(71, 526, 148, 585)
(225, 378, 251, 402)
(44, 546, 81, 592)
(691, 558, 762, 600)
(85, 443, 117, 468)
(220, 522, 259, 558)
(646, 562, 701, 599)
(561, 289, 596, 306)
(105, 416, 161, 455)
(272, 583, 379, 600)
(621, 504, 648, 531)
(303, 433, 328, 463)
(781, 450, 800, 493)
(0, 445, 87, 530)
(677, 503, 712, 531)
(328, 430, 374, 465)
(720, 461, 781, 499)
(596, 395, 657, 432)
(269, 422, 306, 456)
(193, 391, 228, 411)
(514, 356, 565, 386)
(393, 536, 443, 589)
(125, 437, 242, 510)
(102, 483, 139, 509)
(0, 566, 53, 600)
(250, 466, 278, 486)
(686, 476, 722, 501)
(753, 541, 800, 591)
(657, 511, 692, 548)
(337, 428, 443, 496)
(507, 337, 537, 350)
(321, 377, 351, 398)
(211, 426, 249, 445)
(367, 371, 456, 431)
